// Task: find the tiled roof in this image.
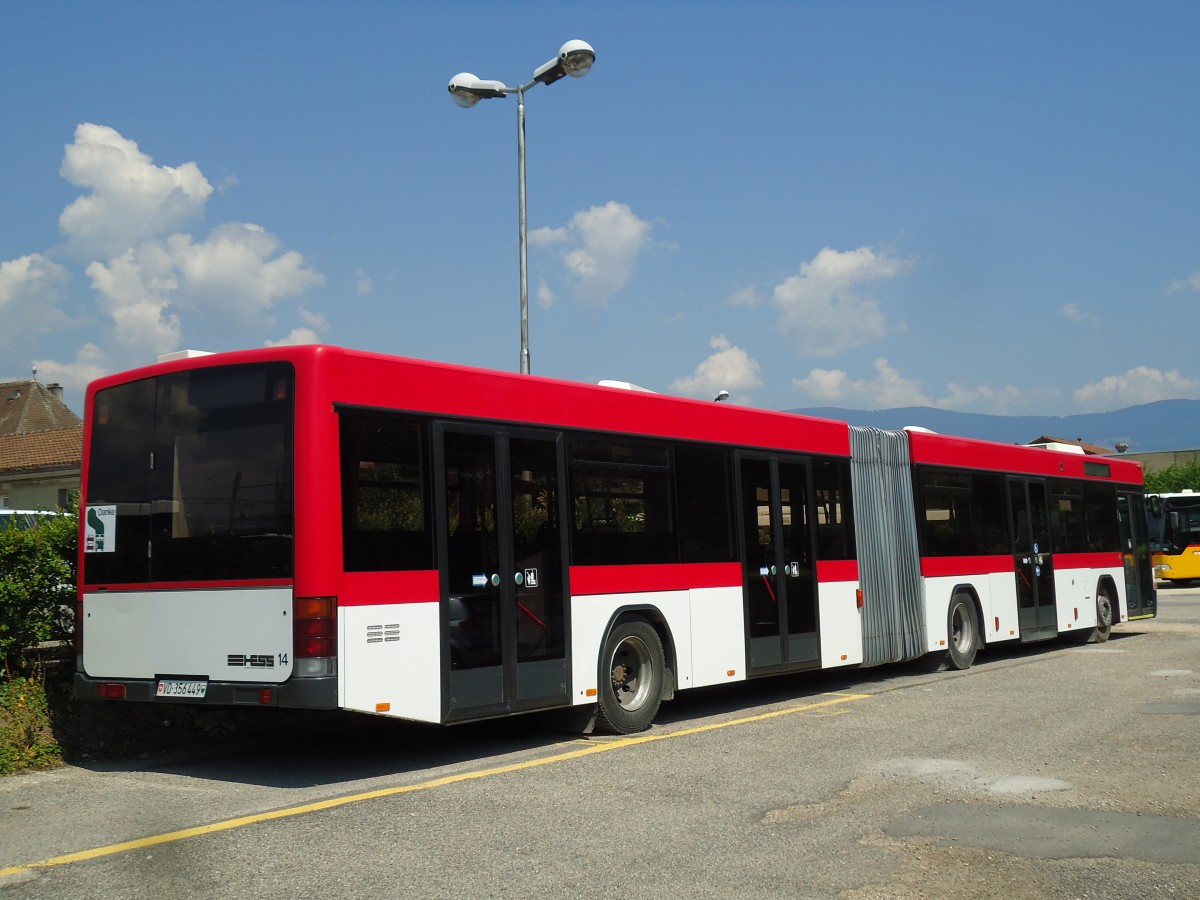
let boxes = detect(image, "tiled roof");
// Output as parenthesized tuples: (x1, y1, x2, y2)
(0, 425, 83, 474)
(0, 381, 82, 436)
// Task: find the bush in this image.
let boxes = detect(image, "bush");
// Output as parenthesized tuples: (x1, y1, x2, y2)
(0, 508, 77, 675)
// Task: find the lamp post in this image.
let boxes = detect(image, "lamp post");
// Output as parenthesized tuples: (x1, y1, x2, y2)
(448, 39, 596, 375)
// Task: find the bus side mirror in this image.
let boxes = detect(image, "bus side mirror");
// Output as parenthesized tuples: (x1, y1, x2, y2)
(1149, 496, 1162, 517)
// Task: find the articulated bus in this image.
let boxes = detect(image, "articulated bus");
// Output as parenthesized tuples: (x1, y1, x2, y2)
(74, 346, 1156, 733)
(1147, 491, 1200, 585)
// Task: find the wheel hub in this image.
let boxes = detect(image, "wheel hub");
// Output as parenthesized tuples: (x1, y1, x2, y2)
(612, 663, 629, 687)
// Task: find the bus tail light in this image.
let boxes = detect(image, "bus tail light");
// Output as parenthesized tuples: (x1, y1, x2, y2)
(97, 683, 126, 699)
(294, 596, 337, 677)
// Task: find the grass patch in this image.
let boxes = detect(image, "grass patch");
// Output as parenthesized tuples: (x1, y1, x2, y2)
(0, 671, 60, 775)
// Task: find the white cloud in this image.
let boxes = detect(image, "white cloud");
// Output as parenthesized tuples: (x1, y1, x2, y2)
(355, 267, 374, 296)
(0, 253, 73, 350)
(792, 357, 1024, 414)
(58, 123, 213, 259)
(31, 123, 327, 386)
(670, 335, 763, 401)
(772, 246, 912, 356)
(264, 309, 329, 347)
(936, 382, 1022, 413)
(1074, 366, 1200, 410)
(1060, 302, 1100, 326)
(1167, 272, 1200, 295)
(529, 225, 568, 246)
(167, 223, 324, 323)
(726, 284, 763, 307)
(793, 358, 931, 408)
(85, 247, 182, 357)
(32, 343, 110, 398)
(82, 223, 324, 346)
(265, 328, 319, 347)
(532, 201, 651, 306)
(536, 278, 555, 309)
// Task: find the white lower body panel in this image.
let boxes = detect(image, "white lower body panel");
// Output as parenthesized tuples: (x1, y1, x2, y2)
(570, 587, 746, 706)
(81, 588, 293, 682)
(817, 580, 864, 668)
(338, 601, 441, 723)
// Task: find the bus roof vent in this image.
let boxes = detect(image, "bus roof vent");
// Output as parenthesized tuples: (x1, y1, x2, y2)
(597, 380, 656, 393)
(1027, 441, 1086, 454)
(158, 350, 215, 363)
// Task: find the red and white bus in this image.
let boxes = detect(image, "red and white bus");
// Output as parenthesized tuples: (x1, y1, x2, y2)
(74, 345, 1156, 733)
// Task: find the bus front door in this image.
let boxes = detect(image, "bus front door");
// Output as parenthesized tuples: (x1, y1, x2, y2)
(1009, 477, 1057, 640)
(1118, 491, 1156, 619)
(438, 427, 569, 721)
(737, 455, 820, 673)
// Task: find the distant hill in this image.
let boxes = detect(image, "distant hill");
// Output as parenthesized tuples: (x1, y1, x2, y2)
(786, 399, 1200, 453)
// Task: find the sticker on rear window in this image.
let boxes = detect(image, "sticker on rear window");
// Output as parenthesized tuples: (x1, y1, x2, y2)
(85, 505, 117, 553)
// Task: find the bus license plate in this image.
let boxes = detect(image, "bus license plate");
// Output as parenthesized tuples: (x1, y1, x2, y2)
(156, 680, 207, 698)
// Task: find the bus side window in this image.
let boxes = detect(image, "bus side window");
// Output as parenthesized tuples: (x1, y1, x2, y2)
(813, 458, 855, 561)
(568, 437, 676, 566)
(339, 414, 435, 571)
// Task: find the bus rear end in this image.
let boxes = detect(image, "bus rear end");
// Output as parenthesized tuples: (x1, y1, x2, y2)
(74, 358, 336, 709)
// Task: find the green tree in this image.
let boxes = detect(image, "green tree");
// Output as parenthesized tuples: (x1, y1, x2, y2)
(1144, 460, 1200, 494)
(0, 507, 77, 676)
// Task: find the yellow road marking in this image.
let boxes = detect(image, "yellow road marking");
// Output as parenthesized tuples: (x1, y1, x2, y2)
(0, 691, 868, 879)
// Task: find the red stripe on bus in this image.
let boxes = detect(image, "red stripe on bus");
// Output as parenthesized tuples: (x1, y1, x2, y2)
(341, 570, 441, 606)
(1053, 551, 1123, 570)
(569, 562, 742, 596)
(920, 556, 1016, 577)
(816, 559, 859, 583)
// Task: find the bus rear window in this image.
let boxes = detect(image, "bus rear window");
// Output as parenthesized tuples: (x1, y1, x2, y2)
(84, 363, 295, 585)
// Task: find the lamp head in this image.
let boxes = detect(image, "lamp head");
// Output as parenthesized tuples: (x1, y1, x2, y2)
(533, 39, 595, 86)
(448, 73, 508, 108)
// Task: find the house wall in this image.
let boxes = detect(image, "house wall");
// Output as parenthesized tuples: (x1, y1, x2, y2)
(0, 470, 79, 510)
(1112, 449, 1200, 474)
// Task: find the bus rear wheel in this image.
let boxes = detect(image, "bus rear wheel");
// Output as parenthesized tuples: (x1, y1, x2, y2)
(1089, 586, 1114, 643)
(946, 593, 980, 670)
(595, 618, 664, 734)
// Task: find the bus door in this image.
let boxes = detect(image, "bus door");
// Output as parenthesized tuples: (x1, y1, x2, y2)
(1008, 477, 1057, 639)
(1117, 491, 1155, 618)
(737, 454, 819, 673)
(436, 426, 569, 721)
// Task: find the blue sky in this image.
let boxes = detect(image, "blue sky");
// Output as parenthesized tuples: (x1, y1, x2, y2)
(2, 1, 1199, 417)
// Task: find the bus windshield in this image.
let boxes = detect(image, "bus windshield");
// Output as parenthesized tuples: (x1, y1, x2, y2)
(83, 363, 295, 585)
(1162, 497, 1200, 556)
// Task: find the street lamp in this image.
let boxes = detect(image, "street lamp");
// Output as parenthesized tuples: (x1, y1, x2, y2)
(448, 39, 596, 375)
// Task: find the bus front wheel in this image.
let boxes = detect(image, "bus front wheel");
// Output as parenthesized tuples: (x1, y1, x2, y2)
(595, 618, 664, 734)
(1089, 586, 1114, 643)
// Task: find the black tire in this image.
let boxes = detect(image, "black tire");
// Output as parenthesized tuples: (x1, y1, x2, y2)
(946, 593, 980, 670)
(1090, 585, 1114, 643)
(595, 618, 664, 734)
